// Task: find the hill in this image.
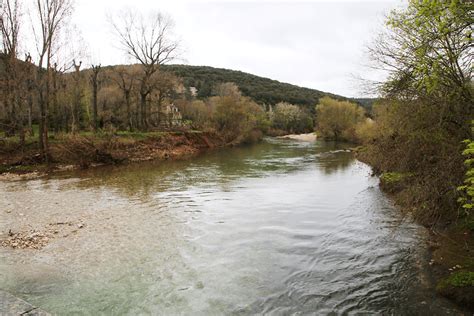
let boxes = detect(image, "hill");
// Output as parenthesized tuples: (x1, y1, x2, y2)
(161, 64, 372, 111)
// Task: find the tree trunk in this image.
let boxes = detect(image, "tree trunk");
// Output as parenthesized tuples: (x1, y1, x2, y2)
(90, 65, 101, 132)
(125, 91, 132, 131)
(93, 84, 98, 131)
(38, 89, 45, 156)
(140, 92, 147, 130)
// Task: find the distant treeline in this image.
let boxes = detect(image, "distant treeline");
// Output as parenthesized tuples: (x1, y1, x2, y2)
(1, 0, 377, 162)
(161, 65, 374, 112)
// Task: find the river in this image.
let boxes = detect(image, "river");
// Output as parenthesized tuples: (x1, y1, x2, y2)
(0, 138, 464, 315)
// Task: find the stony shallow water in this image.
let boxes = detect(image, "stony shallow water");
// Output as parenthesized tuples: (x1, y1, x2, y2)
(0, 138, 464, 315)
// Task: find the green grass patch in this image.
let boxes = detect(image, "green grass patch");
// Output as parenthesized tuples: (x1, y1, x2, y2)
(380, 172, 413, 184)
(438, 271, 474, 290)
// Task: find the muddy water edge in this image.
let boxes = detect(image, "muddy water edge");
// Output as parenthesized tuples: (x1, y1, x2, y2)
(0, 138, 469, 314)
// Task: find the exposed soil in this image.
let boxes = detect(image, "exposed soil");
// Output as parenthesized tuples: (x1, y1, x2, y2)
(0, 131, 226, 178)
(425, 226, 474, 310)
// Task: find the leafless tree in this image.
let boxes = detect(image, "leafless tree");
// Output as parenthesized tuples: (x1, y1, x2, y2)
(32, 0, 73, 161)
(90, 64, 101, 131)
(1, 0, 20, 57)
(70, 59, 82, 133)
(0, 0, 21, 137)
(110, 9, 179, 130)
(112, 65, 139, 131)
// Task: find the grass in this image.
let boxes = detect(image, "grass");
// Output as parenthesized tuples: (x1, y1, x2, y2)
(437, 271, 474, 290)
(380, 172, 413, 184)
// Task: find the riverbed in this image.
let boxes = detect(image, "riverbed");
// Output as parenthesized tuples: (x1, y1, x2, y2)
(0, 138, 464, 314)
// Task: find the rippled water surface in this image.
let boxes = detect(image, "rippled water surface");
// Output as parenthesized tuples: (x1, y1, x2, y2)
(0, 139, 463, 315)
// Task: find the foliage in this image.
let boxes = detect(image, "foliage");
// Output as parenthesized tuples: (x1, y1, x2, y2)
(354, 118, 377, 142)
(176, 99, 212, 129)
(380, 172, 412, 184)
(315, 97, 366, 142)
(373, 0, 472, 103)
(271, 102, 313, 134)
(211, 92, 266, 144)
(360, 0, 473, 224)
(162, 64, 372, 111)
(438, 271, 474, 289)
(458, 123, 474, 215)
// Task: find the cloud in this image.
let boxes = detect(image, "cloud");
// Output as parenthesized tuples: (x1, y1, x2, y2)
(67, 0, 403, 97)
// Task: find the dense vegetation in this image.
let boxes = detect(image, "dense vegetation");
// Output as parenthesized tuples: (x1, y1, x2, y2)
(312, 0, 473, 230)
(315, 97, 367, 142)
(164, 64, 331, 108)
(1, 0, 471, 226)
(162, 64, 374, 112)
(0, 1, 311, 162)
(356, 0, 473, 227)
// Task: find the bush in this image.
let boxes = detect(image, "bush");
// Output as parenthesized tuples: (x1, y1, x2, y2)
(211, 93, 265, 144)
(315, 97, 366, 142)
(177, 99, 212, 129)
(355, 119, 377, 143)
(271, 102, 313, 134)
(358, 98, 468, 224)
(458, 124, 474, 217)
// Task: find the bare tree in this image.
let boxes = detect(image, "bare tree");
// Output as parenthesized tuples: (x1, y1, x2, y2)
(112, 65, 139, 131)
(110, 9, 179, 130)
(24, 54, 35, 136)
(0, 0, 21, 137)
(1, 0, 20, 57)
(90, 64, 101, 131)
(32, 0, 73, 161)
(70, 59, 82, 133)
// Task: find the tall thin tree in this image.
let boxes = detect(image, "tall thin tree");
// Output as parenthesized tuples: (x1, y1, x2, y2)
(90, 64, 101, 131)
(32, 0, 73, 161)
(0, 0, 21, 137)
(110, 9, 179, 130)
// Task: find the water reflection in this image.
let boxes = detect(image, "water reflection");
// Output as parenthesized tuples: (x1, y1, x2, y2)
(48, 139, 356, 201)
(0, 138, 464, 315)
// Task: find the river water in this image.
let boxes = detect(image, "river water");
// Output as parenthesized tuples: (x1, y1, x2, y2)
(0, 138, 464, 315)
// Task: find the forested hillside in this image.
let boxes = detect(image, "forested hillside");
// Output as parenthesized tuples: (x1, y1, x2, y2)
(162, 64, 373, 111)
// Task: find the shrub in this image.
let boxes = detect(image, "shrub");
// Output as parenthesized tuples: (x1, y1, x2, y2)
(271, 102, 313, 134)
(315, 97, 366, 142)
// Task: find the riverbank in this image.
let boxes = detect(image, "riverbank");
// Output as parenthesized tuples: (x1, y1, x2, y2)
(356, 150, 474, 311)
(0, 130, 227, 179)
(1, 137, 464, 314)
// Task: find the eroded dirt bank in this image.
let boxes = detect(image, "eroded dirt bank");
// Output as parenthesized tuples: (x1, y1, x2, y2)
(0, 131, 226, 179)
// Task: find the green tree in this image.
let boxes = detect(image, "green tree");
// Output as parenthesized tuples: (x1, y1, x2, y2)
(370, 0, 472, 135)
(271, 102, 312, 133)
(315, 97, 365, 141)
(458, 122, 474, 215)
(211, 83, 265, 143)
(361, 0, 473, 223)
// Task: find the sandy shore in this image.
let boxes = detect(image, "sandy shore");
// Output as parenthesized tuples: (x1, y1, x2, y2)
(277, 133, 317, 142)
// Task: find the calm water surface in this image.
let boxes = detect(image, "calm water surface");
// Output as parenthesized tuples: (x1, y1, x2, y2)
(0, 138, 464, 315)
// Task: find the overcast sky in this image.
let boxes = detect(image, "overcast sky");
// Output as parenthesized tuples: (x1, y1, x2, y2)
(68, 0, 404, 98)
